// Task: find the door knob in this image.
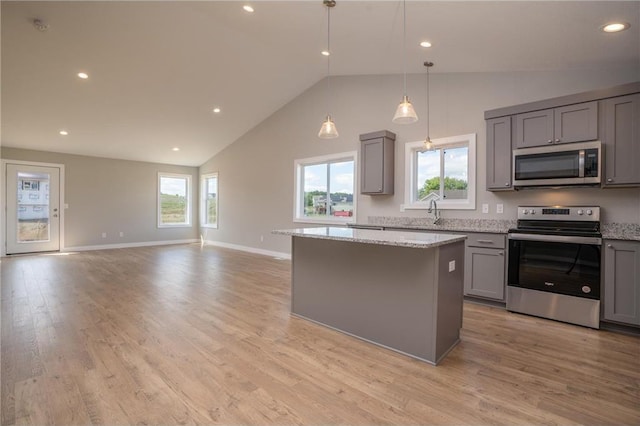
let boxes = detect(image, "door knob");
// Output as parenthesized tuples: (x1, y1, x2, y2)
(53, 214, 58, 218)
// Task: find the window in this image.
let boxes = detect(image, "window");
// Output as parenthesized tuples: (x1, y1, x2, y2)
(404, 133, 476, 210)
(201, 173, 218, 228)
(294, 151, 357, 224)
(158, 173, 191, 227)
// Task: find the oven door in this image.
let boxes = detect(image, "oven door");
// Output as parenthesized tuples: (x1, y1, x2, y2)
(507, 233, 601, 300)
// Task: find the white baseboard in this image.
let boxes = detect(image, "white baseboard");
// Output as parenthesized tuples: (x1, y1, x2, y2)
(64, 239, 199, 252)
(204, 240, 291, 260)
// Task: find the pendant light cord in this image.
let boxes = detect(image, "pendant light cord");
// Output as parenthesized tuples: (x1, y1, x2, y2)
(402, 0, 407, 96)
(326, 4, 331, 114)
(425, 64, 429, 138)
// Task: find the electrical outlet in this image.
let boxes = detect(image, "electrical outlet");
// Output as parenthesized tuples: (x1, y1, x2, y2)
(260, 235, 264, 242)
(119, 232, 124, 238)
(448, 260, 456, 272)
(497, 204, 504, 214)
(482, 203, 489, 214)
(101, 232, 107, 238)
(64, 203, 69, 209)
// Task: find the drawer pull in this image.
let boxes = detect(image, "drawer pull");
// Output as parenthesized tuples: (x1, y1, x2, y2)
(607, 244, 613, 248)
(477, 239, 494, 244)
(498, 251, 504, 256)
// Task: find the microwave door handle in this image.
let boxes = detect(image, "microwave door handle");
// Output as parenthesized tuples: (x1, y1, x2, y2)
(579, 150, 585, 178)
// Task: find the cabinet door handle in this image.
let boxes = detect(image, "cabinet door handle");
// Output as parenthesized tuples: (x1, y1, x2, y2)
(555, 138, 561, 143)
(498, 251, 504, 256)
(607, 244, 613, 248)
(547, 139, 553, 144)
(505, 182, 510, 187)
(607, 178, 613, 183)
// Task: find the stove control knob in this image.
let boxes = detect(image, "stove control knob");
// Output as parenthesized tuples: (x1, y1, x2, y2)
(530, 209, 536, 215)
(586, 209, 593, 216)
(522, 209, 529, 215)
(577, 209, 584, 215)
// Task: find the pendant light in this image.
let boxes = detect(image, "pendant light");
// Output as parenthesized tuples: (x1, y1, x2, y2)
(423, 61, 434, 150)
(318, 0, 338, 139)
(392, 0, 418, 124)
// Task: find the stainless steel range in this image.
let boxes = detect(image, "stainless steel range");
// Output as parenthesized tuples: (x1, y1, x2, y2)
(507, 206, 602, 329)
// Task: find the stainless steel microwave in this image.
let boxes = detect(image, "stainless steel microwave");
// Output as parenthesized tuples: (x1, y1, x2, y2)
(512, 141, 601, 188)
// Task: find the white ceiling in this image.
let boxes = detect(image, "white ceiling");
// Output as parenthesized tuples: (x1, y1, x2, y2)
(2, 1, 639, 166)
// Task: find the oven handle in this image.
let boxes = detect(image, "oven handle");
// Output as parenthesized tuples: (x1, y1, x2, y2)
(508, 233, 602, 245)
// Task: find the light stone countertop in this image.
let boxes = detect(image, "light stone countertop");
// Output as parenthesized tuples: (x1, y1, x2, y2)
(273, 227, 466, 249)
(366, 216, 640, 242)
(367, 217, 516, 234)
(601, 223, 640, 241)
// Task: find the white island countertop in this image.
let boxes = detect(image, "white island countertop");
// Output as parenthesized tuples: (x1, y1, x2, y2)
(273, 226, 466, 249)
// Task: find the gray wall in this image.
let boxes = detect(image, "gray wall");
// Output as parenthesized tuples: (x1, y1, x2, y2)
(1, 148, 199, 248)
(200, 67, 640, 255)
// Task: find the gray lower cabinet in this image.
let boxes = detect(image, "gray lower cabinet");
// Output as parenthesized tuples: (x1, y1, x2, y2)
(603, 240, 640, 326)
(515, 101, 598, 148)
(360, 130, 395, 195)
(486, 116, 513, 191)
(602, 94, 640, 187)
(464, 233, 506, 301)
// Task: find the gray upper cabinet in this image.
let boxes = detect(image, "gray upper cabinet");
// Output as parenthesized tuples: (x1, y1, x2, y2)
(464, 233, 506, 301)
(603, 240, 640, 326)
(515, 101, 598, 148)
(486, 116, 513, 191)
(602, 94, 640, 187)
(360, 130, 395, 195)
(515, 109, 554, 148)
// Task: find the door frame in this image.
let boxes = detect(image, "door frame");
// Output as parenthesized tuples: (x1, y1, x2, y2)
(1, 159, 66, 257)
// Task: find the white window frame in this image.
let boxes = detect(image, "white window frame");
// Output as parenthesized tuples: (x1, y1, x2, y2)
(200, 172, 219, 229)
(403, 133, 476, 210)
(157, 172, 192, 228)
(293, 151, 357, 225)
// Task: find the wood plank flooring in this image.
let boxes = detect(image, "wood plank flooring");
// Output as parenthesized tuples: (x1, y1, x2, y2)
(1, 243, 639, 425)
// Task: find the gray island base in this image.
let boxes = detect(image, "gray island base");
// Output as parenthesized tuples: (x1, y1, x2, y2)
(273, 227, 466, 365)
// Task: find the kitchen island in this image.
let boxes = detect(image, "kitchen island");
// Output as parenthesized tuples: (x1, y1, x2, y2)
(273, 227, 466, 365)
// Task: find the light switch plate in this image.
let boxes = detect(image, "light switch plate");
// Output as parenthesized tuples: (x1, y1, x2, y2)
(482, 203, 489, 214)
(448, 260, 456, 272)
(497, 204, 504, 214)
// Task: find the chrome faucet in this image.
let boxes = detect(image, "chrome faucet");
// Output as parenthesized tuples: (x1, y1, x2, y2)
(427, 199, 442, 224)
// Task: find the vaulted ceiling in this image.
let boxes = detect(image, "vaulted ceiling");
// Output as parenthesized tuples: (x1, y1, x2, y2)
(2, 1, 638, 166)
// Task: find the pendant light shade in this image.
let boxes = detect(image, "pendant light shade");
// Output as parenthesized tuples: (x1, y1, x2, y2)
(392, 0, 418, 124)
(318, 0, 338, 139)
(393, 95, 418, 124)
(423, 61, 434, 150)
(318, 115, 339, 139)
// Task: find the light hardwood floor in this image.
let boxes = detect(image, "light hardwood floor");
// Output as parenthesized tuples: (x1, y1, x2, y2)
(1, 243, 639, 425)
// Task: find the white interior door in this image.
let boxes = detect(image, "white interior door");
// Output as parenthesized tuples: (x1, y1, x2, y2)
(6, 164, 61, 254)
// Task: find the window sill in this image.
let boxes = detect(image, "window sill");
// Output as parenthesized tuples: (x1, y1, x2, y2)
(401, 202, 475, 211)
(201, 224, 218, 229)
(158, 224, 192, 228)
(293, 218, 354, 226)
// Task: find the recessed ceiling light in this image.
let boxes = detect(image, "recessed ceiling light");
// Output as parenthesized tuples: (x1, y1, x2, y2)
(59, 130, 69, 136)
(243, 5, 254, 13)
(213, 107, 221, 113)
(420, 41, 432, 48)
(77, 72, 89, 79)
(172, 147, 180, 152)
(321, 50, 330, 56)
(602, 22, 630, 33)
